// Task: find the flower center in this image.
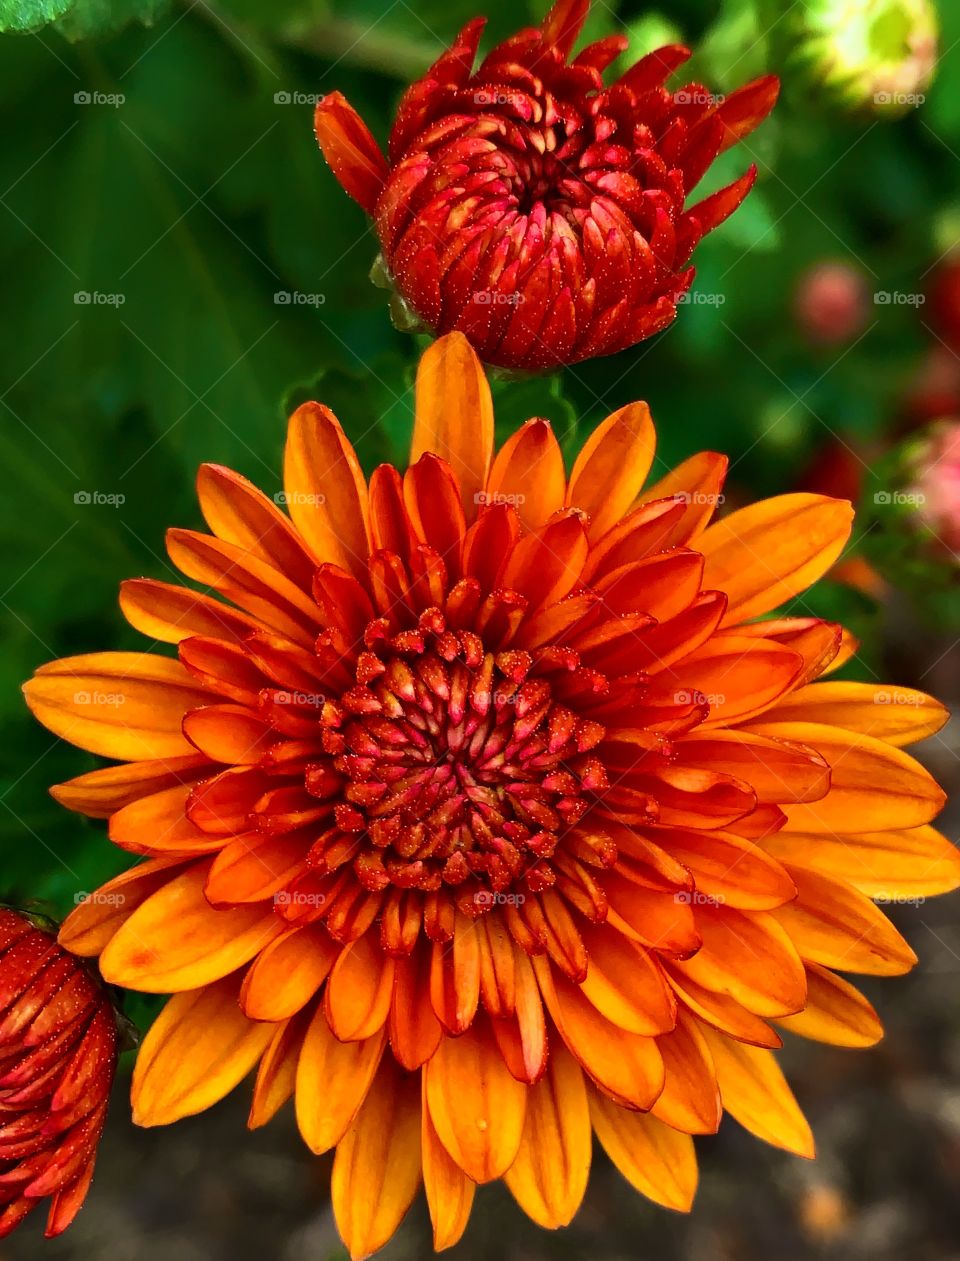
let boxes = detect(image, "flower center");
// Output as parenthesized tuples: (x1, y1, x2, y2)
(317, 610, 607, 903)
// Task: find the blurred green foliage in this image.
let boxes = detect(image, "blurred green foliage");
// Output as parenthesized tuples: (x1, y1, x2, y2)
(0, 0, 957, 913)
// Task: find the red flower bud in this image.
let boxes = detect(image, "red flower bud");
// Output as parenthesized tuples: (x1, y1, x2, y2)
(0, 909, 117, 1239)
(314, 0, 778, 370)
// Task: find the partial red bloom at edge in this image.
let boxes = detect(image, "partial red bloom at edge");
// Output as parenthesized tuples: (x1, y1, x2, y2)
(0, 909, 117, 1240)
(313, 0, 779, 370)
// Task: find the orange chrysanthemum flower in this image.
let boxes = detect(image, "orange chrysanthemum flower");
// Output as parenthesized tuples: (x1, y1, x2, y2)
(0, 909, 117, 1239)
(25, 334, 956, 1258)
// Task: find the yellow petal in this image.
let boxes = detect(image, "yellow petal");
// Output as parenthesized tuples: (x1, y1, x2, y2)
(295, 1005, 385, 1154)
(23, 653, 209, 760)
(764, 824, 960, 898)
(764, 681, 949, 748)
(566, 401, 656, 539)
(699, 1026, 815, 1157)
(283, 402, 370, 577)
(772, 865, 917, 976)
(422, 1093, 475, 1252)
(747, 721, 946, 832)
(699, 494, 853, 626)
(332, 1058, 421, 1261)
(133, 974, 274, 1126)
(485, 418, 566, 530)
(100, 860, 283, 991)
(590, 1088, 698, 1210)
(425, 1019, 526, 1183)
(411, 332, 494, 518)
(504, 1044, 591, 1228)
(775, 963, 883, 1048)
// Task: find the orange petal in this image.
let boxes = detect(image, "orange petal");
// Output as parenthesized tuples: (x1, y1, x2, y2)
(57, 856, 187, 956)
(240, 926, 337, 1021)
(566, 401, 655, 540)
(120, 578, 260, 645)
(411, 332, 494, 519)
(763, 824, 960, 899)
(578, 921, 677, 1035)
(204, 832, 307, 903)
(50, 753, 208, 819)
(132, 974, 274, 1126)
(650, 637, 803, 727)
(389, 946, 443, 1070)
(699, 1026, 815, 1157)
(24, 653, 211, 761)
(671, 904, 807, 1018)
(248, 1010, 309, 1129)
(314, 91, 389, 215)
(747, 721, 946, 832)
(283, 402, 370, 578)
(699, 494, 853, 626)
(501, 513, 589, 613)
(425, 1018, 527, 1182)
(590, 1088, 698, 1210)
(675, 730, 830, 805)
(638, 451, 728, 544)
(331, 1057, 421, 1261)
(166, 529, 321, 645)
(182, 704, 277, 765)
(775, 962, 883, 1048)
(325, 933, 396, 1041)
(403, 454, 466, 577)
(652, 1008, 721, 1135)
(108, 784, 222, 856)
(504, 1044, 591, 1228)
(664, 965, 782, 1049)
(534, 959, 665, 1109)
(99, 860, 283, 991)
(485, 418, 566, 531)
(196, 463, 317, 591)
(772, 865, 917, 976)
(647, 826, 797, 911)
(295, 1006, 386, 1154)
(430, 915, 481, 1035)
(422, 1093, 475, 1252)
(764, 681, 949, 748)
